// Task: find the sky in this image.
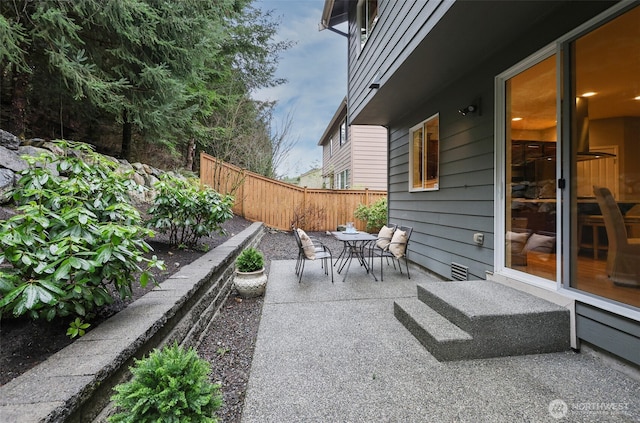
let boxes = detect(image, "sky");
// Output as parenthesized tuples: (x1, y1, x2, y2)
(254, 0, 347, 178)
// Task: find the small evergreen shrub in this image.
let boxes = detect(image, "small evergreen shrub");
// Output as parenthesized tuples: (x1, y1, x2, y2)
(354, 197, 388, 232)
(146, 174, 234, 247)
(109, 343, 223, 423)
(235, 247, 264, 272)
(0, 141, 164, 336)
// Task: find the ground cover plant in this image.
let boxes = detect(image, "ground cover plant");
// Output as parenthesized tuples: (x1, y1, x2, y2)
(0, 141, 164, 335)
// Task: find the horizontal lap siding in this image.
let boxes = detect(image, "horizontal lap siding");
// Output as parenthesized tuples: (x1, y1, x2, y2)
(348, 0, 452, 122)
(351, 125, 387, 190)
(388, 68, 496, 280)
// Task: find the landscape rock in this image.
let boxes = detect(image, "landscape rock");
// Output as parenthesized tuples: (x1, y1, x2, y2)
(144, 173, 159, 188)
(0, 130, 20, 150)
(17, 146, 58, 175)
(43, 142, 65, 156)
(0, 145, 28, 173)
(131, 172, 145, 186)
(0, 169, 16, 204)
(0, 131, 182, 211)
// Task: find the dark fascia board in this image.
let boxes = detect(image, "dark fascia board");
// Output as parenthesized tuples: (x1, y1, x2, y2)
(318, 96, 348, 146)
(320, 0, 349, 30)
(350, 1, 613, 126)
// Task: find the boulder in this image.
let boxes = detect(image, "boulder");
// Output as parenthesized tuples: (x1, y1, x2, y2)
(144, 173, 159, 188)
(0, 168, 16, 204)
(131, 172, 145, 186)
(0, 130, 20, 150)
(0, 145, 28, 173)
(17, 146, 58, 175)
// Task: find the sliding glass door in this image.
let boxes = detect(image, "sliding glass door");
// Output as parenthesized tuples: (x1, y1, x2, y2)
(568, 6, 640, 308)
(504, 55, 558, 282)
(500, 5, 640, 308)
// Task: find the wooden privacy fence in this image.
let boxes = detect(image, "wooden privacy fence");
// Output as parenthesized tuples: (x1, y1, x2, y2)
(200, 153, 387, 232)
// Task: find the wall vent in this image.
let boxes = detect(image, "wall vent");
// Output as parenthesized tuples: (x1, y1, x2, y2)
(451, 262, 468, 281)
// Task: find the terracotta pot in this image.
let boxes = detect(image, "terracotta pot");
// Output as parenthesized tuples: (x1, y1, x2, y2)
(233, 268, 267, 298)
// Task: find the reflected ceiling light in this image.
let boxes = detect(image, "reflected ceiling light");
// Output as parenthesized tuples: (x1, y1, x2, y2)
(512, 117, 523, 121)
(581, 91, 597, 97)
(634, 95, 640, 101)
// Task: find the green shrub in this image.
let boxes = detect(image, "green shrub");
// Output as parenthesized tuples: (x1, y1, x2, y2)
(354, 197, 388, 232)
(109, 343, 223, 423)
(0, 141, 164, 335)
(146, 174, 234, 247)
(235, 247, 264, 272)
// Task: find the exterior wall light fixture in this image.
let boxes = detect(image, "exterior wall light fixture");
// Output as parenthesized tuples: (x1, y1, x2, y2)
(458, 104, 477, 116)
(369, 73, 381, 89)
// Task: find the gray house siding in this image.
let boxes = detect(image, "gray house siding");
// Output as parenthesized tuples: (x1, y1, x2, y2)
(387, 71, 496, 281)
(336, 0, 639, 364)
(349, 0, 614, 280)
(347, 0, 453, 123)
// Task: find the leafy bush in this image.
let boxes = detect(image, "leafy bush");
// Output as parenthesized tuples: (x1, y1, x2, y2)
(146, 174, 234, 247)
(235, 247, 264, 272)
(0, 141, 164, 334)
(354, 197, 388, 232)
(109, 343, 223, 423)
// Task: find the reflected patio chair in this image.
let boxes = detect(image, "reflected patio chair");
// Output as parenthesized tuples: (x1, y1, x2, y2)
(292, 227, 333, 283)
(369, 225, 412, 281)
(593, 186, 640, 287)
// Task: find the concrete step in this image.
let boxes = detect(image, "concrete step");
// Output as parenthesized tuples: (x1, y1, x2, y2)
(394, 298, 476, 361)
(396, 281, 571, 361)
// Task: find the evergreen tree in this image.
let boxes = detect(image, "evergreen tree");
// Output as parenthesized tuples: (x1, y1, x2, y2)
(0, 0, 292, 174)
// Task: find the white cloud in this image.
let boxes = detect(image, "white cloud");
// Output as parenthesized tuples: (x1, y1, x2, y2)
(254, 0, 347, 177)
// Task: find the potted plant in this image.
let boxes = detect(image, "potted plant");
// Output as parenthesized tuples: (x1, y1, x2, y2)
(233, 247, 267, 298)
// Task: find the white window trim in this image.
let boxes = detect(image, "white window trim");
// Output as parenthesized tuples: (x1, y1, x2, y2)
(408, 113, 439, 192)
(357, 0, 378, 51)
(340, 119, 347, 146)
(494, 44, 559, 288)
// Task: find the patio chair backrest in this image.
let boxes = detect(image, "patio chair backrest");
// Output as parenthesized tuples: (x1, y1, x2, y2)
(400, 226, 413, 251)
(292, 226, 303, 249)
(399, 226, 413, 245)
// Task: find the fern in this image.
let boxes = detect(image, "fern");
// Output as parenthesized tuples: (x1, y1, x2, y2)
(109, 343, 223, 423)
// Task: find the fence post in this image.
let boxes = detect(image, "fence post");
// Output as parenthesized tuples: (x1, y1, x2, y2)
(365, 187, 369, 205)
(240, 171, 245, 218)
(303, 187, 307, 214)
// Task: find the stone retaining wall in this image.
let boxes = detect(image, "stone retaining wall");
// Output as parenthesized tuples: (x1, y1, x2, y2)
(0, 129, 182, 207)
(0, 222, 265, 423)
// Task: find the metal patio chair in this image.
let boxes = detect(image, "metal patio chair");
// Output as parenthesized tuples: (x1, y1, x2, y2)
(293, 227, 334, 283)
(368, 225, 412, 281)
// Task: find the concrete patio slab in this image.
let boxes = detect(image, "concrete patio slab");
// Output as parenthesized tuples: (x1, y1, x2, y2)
(242, 260, 640, 422)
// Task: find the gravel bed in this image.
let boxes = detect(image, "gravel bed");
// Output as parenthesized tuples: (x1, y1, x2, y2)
(197, 227, 344, 422)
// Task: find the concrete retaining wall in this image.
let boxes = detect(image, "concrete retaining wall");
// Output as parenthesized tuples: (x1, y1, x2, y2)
(0, 222, 265, 423)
